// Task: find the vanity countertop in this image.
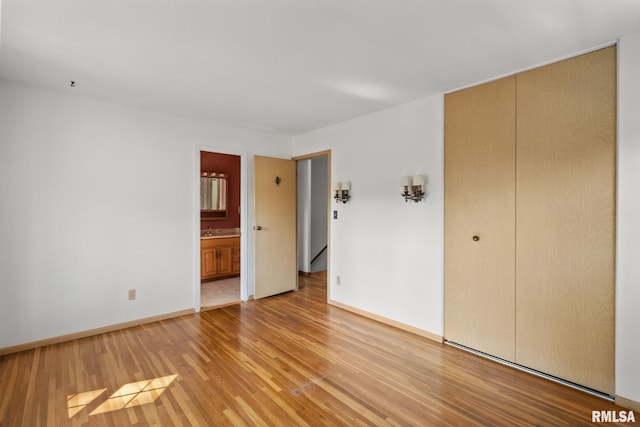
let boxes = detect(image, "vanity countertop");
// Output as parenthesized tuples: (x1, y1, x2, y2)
(200, 228, 240, 239)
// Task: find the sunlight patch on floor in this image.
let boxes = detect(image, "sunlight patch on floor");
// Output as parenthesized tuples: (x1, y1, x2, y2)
(67, 374, 178, 418)
(67, 388, 107, 418)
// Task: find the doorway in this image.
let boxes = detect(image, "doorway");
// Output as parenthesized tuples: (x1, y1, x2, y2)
(198, 149, 244, 310)
(294, 151, 331, 297)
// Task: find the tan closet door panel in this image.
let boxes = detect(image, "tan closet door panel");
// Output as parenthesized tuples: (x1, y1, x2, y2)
(515, 47, 616, 394)
(444, 76, 516, 362)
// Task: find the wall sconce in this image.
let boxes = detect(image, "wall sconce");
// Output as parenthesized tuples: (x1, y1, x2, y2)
(332, 181, 351, 203)
(401, 175, 426, 202)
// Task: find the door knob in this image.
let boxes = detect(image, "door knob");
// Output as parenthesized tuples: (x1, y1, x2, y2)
(254, 225, 263, 231)
(472, 235, 479, 241)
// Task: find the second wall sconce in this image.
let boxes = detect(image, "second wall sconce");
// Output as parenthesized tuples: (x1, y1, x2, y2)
(332, 181, 351, 203)
(401, 175, 426, 202)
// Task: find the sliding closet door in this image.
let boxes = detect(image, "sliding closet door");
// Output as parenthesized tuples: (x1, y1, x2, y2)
(515, 47, 616, 394)
(444, 76, 516, 362)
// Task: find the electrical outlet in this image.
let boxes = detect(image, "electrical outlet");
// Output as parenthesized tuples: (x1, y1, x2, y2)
(336, 276, 341, 285)
(128, 289, 136, 300)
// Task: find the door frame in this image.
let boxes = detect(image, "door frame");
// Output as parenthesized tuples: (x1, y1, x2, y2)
(293, 150, 332, 301)
(195, 145, 248, 312)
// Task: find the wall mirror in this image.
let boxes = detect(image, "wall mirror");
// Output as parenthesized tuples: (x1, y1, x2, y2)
(200, 172, 228, 220)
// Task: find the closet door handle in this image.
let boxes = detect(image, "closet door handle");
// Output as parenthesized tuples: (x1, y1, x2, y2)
(254, 225, 263, 231)
(472, 235, 480, 241)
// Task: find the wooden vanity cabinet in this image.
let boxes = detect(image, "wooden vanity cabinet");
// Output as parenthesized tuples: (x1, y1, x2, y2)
(201, 236, 240, 281)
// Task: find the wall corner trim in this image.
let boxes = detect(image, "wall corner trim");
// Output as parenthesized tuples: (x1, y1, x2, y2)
(328, 299, 443, 343)
(0, 308, 195, 356)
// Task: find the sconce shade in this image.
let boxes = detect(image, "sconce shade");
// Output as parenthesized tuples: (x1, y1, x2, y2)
(333, 181, 351, 203)
(401, 174, 426, 202)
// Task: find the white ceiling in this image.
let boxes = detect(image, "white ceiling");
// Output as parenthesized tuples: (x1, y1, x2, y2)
(2, 0, 640, 135)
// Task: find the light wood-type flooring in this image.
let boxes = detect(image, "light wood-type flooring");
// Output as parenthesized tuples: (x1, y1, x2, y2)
(0, 272, 634, 426)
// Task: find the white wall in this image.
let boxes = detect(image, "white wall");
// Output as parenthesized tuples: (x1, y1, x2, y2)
(310, 156, 328, 272)
(293, 95, 444, 336)
(0, 80, 291, 348)
(616, 32, 640, 405)
(297, 156, 329, 273)
(297, 159, 311, 272)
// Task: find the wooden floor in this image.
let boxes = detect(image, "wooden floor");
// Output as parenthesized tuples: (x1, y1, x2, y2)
(0, 272, 634, 426)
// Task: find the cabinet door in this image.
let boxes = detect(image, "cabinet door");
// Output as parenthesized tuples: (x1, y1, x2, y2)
(232, 244, 241, 274)
(216, 247, 233, 275)
(444, 76, 516, 362)
(515, 47, 616, 394)
(201, 246, 219, 279)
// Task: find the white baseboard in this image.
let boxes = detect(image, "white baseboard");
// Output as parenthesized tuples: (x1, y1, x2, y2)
(328, 299, 443, 343)
(616, 395, 640, 412)
(0, 308, 195, 356)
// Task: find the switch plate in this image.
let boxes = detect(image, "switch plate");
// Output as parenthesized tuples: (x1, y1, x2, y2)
(128, 289, 136, 300)
(333, 210, 338, 219)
